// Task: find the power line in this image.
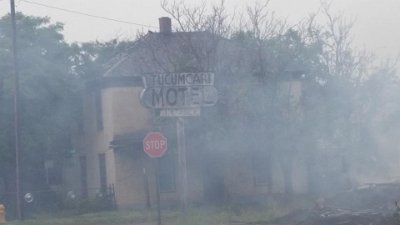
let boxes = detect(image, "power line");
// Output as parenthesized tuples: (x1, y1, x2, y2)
(20, 0, 157, 28)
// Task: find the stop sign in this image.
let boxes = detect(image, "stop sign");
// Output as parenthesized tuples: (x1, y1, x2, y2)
(143, 132, 168, 158)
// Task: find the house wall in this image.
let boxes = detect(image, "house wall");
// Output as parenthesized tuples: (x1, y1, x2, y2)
(64, 77, 308, 208)
(79, 89, 115, 197)
(107, 87, 149, 136)
(66, 85, 150, 200)
(104, 87, 152, 207)
(114, 147, 147, 208)
(61, 92, 94, 197)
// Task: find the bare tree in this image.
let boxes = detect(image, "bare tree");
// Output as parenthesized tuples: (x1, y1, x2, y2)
(161, 0, 232, 37)
(245, 0, 287, 40)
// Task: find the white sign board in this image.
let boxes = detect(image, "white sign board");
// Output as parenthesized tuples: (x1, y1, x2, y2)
(140, 73, 218, 111)
(160, 108, 201, 117)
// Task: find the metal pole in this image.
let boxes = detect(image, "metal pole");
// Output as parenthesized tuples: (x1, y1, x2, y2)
(177, 117, 187, 213)
(142, 167, 151, 209)
(9, 0, 22, 220)
(155, 159, 161, 225)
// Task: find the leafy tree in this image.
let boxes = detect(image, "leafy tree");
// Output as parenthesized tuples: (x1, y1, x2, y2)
(0, 13, 80, 211)
(69, 39, 133, 81)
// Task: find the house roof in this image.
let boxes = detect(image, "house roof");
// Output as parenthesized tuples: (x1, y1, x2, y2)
(102, 30, 225, 78)
(95, 18, 306, 92)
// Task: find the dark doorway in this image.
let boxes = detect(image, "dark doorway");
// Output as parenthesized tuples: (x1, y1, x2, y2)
(79, 156, 88, 198)
(98, 153, 107, 194)
(203, 156, 225, 204)
(158, 150, 176, 192)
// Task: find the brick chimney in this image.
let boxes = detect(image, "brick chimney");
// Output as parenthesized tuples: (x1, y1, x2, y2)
(159, 17, 172, 34)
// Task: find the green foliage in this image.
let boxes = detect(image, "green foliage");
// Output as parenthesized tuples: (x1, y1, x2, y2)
(12, 210, 146, 225)
(0, 13, 80, 197)
(69, 39, 133, 80)
(0, 13, 137, 217)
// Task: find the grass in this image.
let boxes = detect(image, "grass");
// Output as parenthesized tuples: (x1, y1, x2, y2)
(175, 207, 231, 225)
(6, 197, 313, 225)
(9, 210, 148, 225)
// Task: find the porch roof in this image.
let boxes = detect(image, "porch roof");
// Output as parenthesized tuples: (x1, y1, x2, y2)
(109, 130, 151, 149)
(109, 128, 177, 150)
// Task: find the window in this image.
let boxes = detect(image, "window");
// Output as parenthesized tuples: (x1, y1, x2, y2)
(45, 160, 62, 186)
(95, 91, 103, 131)
(79, 156, 88, 198)
(98, 153, 107, 194)
(158, 151, 176, 192)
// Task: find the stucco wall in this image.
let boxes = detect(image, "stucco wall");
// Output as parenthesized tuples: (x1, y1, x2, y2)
(105, 87, 150, 136)
(80, 90, 114, 197)
(72, 86, 151, 199)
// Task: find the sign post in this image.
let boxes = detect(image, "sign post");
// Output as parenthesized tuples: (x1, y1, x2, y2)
(140, 73, 218, 214)
(155, 158, 162, 225)
(143, 131, 167, 225)
(176, 117, 188, 213)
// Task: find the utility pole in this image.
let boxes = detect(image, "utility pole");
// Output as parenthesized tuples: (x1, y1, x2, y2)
(9, 0, 22, 220)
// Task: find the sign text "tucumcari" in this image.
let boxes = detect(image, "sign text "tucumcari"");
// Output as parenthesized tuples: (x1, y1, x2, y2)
(144, 72, 214, 87)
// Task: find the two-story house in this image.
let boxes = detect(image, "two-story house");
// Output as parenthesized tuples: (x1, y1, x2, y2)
(62, 17, 308, 209)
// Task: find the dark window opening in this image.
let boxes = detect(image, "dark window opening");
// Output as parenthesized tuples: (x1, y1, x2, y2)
(158, 151, 176, 192)
(45, 160, 63, 186)
(95, 91, 103, 131)
(98, 153, 107, 194)
(79, 156, 88, 198)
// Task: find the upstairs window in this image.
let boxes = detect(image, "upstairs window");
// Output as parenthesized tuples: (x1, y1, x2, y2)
(98, 153, 107, 194)
(95, 91, 103, 131)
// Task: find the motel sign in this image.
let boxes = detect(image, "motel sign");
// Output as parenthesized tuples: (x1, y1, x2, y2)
(140, 73, 218, 110)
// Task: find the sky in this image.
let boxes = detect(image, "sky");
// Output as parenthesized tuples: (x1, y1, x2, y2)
(0, 0, 400, 64)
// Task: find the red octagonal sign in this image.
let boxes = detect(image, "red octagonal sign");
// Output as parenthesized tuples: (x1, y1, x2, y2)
(143, 132, 168, 158)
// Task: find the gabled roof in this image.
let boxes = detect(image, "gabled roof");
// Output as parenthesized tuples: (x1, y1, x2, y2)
(102, 30, 224, 78)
